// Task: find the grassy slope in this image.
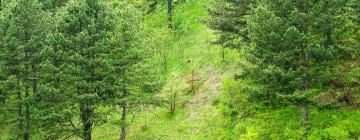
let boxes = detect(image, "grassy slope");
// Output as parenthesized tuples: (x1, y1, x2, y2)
(90, 1, 360, 139)
(2, 0, 358, 139)
(92, 0, 241, 139)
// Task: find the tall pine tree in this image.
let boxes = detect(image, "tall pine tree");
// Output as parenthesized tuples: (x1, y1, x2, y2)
(0, 0, 48, 139)
(36, 0, 114, 139)
(108, 1, 161, 139)
(243, 0, 359, 136)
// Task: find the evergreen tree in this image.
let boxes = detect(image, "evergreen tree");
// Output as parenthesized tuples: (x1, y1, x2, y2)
(206, 0, 255, 49)
(108, 2, 161, 139)
(35, 17, 80, 139)
(243, 0, 359, 136)
(206, 0, 255, 61)
(0, 0, 48, 139)
(36, 0, 114, 139)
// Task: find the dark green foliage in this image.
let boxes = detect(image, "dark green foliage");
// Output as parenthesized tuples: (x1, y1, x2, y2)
(211, 0, 359, 139)
(0, 0, 359, 139)
(108, 2, 162, 139)
(245, 0, 359, 107)
(206, 0, 255, 48)
(36, 0, 115, 139)
(0, 0, 48, 139)
(40, 0, 68, 10)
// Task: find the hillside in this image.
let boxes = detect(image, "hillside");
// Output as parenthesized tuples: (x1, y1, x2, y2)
(0, 0, 359, 139)
(91, 0, 241, 139)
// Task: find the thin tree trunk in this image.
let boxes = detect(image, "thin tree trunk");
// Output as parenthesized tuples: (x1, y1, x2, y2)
(173, 92, 176, 113)
(32, 64, 38, 97)
(119, 74, 128, 140)
(24, 86, 30, 140)
(191, 70, 194, 93)
(24, 52, 30, 140)
(167, 0, 173, 29)
(17, 79, 23, 139)
(300, 100, 308, 125)
(170, 82, 175, 114)
(119, 103, 127, 140)
(301, 51, 309, 135)
(79, 88, 92, 140)
(299, 1, 309, 136)
(80, 103, 92, 140)
(31, 63, 38, 118)
(299, 36, 309, 137)
(170, 95, 173, 113)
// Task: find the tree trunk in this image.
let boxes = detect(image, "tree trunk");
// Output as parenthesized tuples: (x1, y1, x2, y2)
(173, 92, 176, 113)
(301, 51, 309, 136)
(167, 0, 173, 29)
(119, 103, 127, 140)
(31, 64, 38, 97)
(80, 103, 92, 140)
(169, 83, 176, 114)
(299, 1, 309, 136)
(79, 89, 93, 140)
(24, 86, 30, 140)
(24, 52, 30, 140)
(17, 80, 23, 139)
(300, 100, 308, 126)
(119, 77, 128, 140)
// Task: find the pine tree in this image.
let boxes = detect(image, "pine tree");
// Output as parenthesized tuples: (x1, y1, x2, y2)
(0, 0, 48, 139)
(36, 0, 115, 139)
(57, 0, 113, 138)
(206, 0, 255, 61)
(243, 0, 359, 136)
(35, 19, 80, 139)
(108, 2, 160, 139)
(206, 0, 255, 49)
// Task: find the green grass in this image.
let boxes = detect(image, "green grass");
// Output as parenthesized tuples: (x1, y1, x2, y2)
(91, 0, 241, 139)
(93, 0, 360, 139)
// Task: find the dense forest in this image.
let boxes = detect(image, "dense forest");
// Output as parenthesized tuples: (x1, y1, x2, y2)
(0, 0, 359, 139)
